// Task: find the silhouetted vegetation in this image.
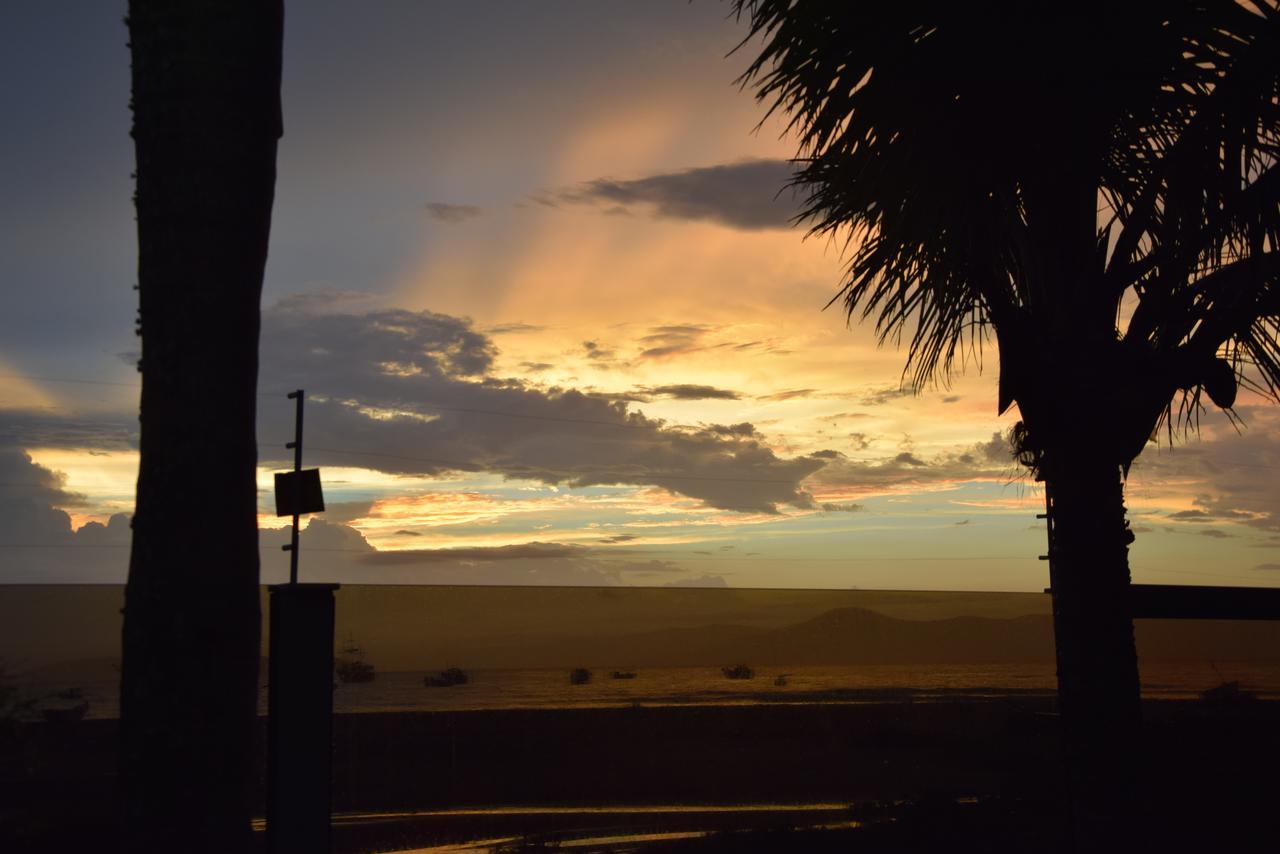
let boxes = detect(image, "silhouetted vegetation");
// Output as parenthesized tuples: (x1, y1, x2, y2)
(733, 1, 1279, 845)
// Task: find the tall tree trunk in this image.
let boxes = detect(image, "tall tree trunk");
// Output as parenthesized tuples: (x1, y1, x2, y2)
(1044, 452, 1143, 849)
(121, 3, 283, 850)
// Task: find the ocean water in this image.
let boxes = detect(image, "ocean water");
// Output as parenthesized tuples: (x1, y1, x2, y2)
(31, 661, 1280, 720)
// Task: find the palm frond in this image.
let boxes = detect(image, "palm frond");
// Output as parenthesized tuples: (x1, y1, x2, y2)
(735, 0, 1279, 431)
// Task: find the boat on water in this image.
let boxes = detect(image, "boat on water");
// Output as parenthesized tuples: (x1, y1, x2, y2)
(424, 666, 468, 687)
(569, 667, 592, 685)
(335, 638, 376, 684)
(721, 664, 754, 680)
(610, 670, 637, 680)
(773, 674, 789, 687)
(41, 701, 89, 723)
(39, 691, 88, 727)
(1200, 680, 1258, 705)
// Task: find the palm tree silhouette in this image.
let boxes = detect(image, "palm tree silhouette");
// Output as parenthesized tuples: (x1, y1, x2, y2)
(121, 2, 283, 850)
(733, 0, 1278, 844)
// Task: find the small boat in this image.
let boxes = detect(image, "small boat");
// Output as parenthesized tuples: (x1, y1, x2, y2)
(569, 667, 592, 685)
(41, 701, 89, 723)
(424, 667, 468, 688)
(1199, 680, 1257, 705)
(773, 674, 789, 687)
(335, 637, 376, 684)
(722, 664, 754, 680)
(610, 670, 637, 680)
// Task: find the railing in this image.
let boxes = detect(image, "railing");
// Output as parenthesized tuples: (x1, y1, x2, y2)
(3, 583, 1279, 851)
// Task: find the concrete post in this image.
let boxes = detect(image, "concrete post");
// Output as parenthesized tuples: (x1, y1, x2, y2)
(266, 583, 340, 853)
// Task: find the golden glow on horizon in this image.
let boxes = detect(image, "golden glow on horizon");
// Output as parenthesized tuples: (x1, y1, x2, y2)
(26, 447, 137, 516)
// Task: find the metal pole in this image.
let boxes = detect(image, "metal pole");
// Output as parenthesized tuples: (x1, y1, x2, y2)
(268, 388, 336, 852)
(285, 389, 304, 584)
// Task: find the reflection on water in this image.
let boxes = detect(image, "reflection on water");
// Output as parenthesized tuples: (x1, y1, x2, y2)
(249, 803, 860, 853)
(23, 661, 1280, 720)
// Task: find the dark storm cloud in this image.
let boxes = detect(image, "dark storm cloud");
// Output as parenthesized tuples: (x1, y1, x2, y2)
(858, 385, 914, 407)
(262, 299, 496, 382)
(636, 384, 741, 401)
(0, 447, 86, 533)
(424, 202, 483, 224)
(847, 433, 872, 451)
(757, 389, 816, 402)
(487, 322, 545, 335)
(582, 340, 618, 363)
(0, 445, 131, 582)
(0, 409, 135, 452)
(553, 160, 803, 230)
(319, 500, 377, 524)
(811, 434, 1021, 496)
(635, 325, 711, 360)
(1168, 510, 1216, 521)
(704, 423, 758, 438)
(1129, 409, 1280, 530)
(255, 520, 687, 587)
(255, 296, 827, 514)
(977, 432, 1013, 463)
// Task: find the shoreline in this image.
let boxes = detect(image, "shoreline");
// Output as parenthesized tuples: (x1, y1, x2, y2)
(5, 698, 1277, 851)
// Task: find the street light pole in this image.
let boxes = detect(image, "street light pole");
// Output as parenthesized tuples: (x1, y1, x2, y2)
(284, 389, 304, 584)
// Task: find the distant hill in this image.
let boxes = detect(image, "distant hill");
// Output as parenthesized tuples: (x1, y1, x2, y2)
(4, 585, 1277, 673)
(428, 607, 1056, 668)
(411, 607, 1280, 669)
(749, 607, 1056, 665)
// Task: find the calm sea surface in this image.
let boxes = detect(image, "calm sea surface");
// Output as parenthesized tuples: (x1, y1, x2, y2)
(30, 661, 1280, 720)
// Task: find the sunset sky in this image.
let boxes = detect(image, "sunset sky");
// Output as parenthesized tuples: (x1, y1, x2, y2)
(2, 1, 1278, 590)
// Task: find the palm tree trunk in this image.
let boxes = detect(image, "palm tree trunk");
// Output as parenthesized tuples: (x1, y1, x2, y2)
(121, 2, 282, 850)
(1044, 454, 1143, 848)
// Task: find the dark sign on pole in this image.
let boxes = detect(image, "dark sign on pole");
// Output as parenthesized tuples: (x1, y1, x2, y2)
(274, 469, 325, 517)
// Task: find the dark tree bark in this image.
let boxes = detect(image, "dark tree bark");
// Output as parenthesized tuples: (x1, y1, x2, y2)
(121, 2, 283, 850)
(1042, 450, 1143, 848)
